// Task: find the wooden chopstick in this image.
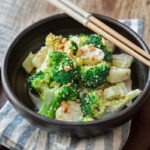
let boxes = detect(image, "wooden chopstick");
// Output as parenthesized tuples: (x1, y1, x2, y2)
(89, 16, 150, 60)
(87, 22, 150, 66)
(48, 0, 150, 67)
(59, 0, 150, 61)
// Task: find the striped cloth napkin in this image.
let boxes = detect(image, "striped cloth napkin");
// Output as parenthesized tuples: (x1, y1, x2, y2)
(0, 19, 144, 150)
(0, 1, 144, 150)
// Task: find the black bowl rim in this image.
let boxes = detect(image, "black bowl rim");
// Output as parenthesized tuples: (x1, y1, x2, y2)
(1, 13, 150, 126)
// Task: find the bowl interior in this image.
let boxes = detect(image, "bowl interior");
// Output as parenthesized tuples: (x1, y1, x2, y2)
(4, 14, 150, 114)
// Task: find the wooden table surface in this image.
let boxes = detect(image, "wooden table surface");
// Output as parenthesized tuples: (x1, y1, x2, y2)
(25, 0, 150, 46)
(0, 0, 150, 150)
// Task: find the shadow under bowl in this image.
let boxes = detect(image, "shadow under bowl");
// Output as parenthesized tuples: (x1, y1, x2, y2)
(1, 13, 150, 137)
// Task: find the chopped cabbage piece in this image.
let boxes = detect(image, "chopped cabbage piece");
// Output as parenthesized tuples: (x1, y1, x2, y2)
(112, 53, 133, 68)
(107, 66, 131, 83)
(32, 46, 49, 69)
(103, 82, 128, 100)
(22, 52, 35, 73)
(106, 89, 142, 112)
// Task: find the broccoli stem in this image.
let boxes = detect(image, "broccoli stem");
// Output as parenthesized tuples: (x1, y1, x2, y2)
(47, 84, 79, 118)
(46, 97, 62, 118)
(38, 86, 59, 117)
(38, 102, 50, 116)
(106, 89, 142, 112)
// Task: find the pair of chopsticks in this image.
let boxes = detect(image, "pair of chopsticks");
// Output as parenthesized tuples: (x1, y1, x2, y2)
(48, 0, 150, 67)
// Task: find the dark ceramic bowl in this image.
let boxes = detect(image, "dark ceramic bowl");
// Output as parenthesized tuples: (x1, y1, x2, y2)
(1, 14, 150, 137)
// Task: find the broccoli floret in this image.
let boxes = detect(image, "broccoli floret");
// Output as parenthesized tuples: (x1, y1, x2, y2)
(78, 34, 89, 45)
(49, 50, 64, 66)
(50, 51, 79, 84)
(27, 71, 50, 95)
(27, 71, 60, 116)
(87, 34, 104, 49)
(80, 61, 110, 88)
(80, 90, 105, 119)
(102, 49, 113, 62)
(87, 34, 112, 62)
(68, 34, 89, 48)
(81, 89, 142, 120)
(64, 40, 78, 55)
(71, 41, 78, 55)
(47, 83, 79, 118)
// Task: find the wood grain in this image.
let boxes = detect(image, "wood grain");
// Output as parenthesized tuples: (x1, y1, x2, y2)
(74, 0, 150, 46)
(18, 0, 150, 47)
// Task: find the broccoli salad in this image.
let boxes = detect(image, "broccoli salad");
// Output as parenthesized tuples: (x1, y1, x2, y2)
(22, 33, 142, 122)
